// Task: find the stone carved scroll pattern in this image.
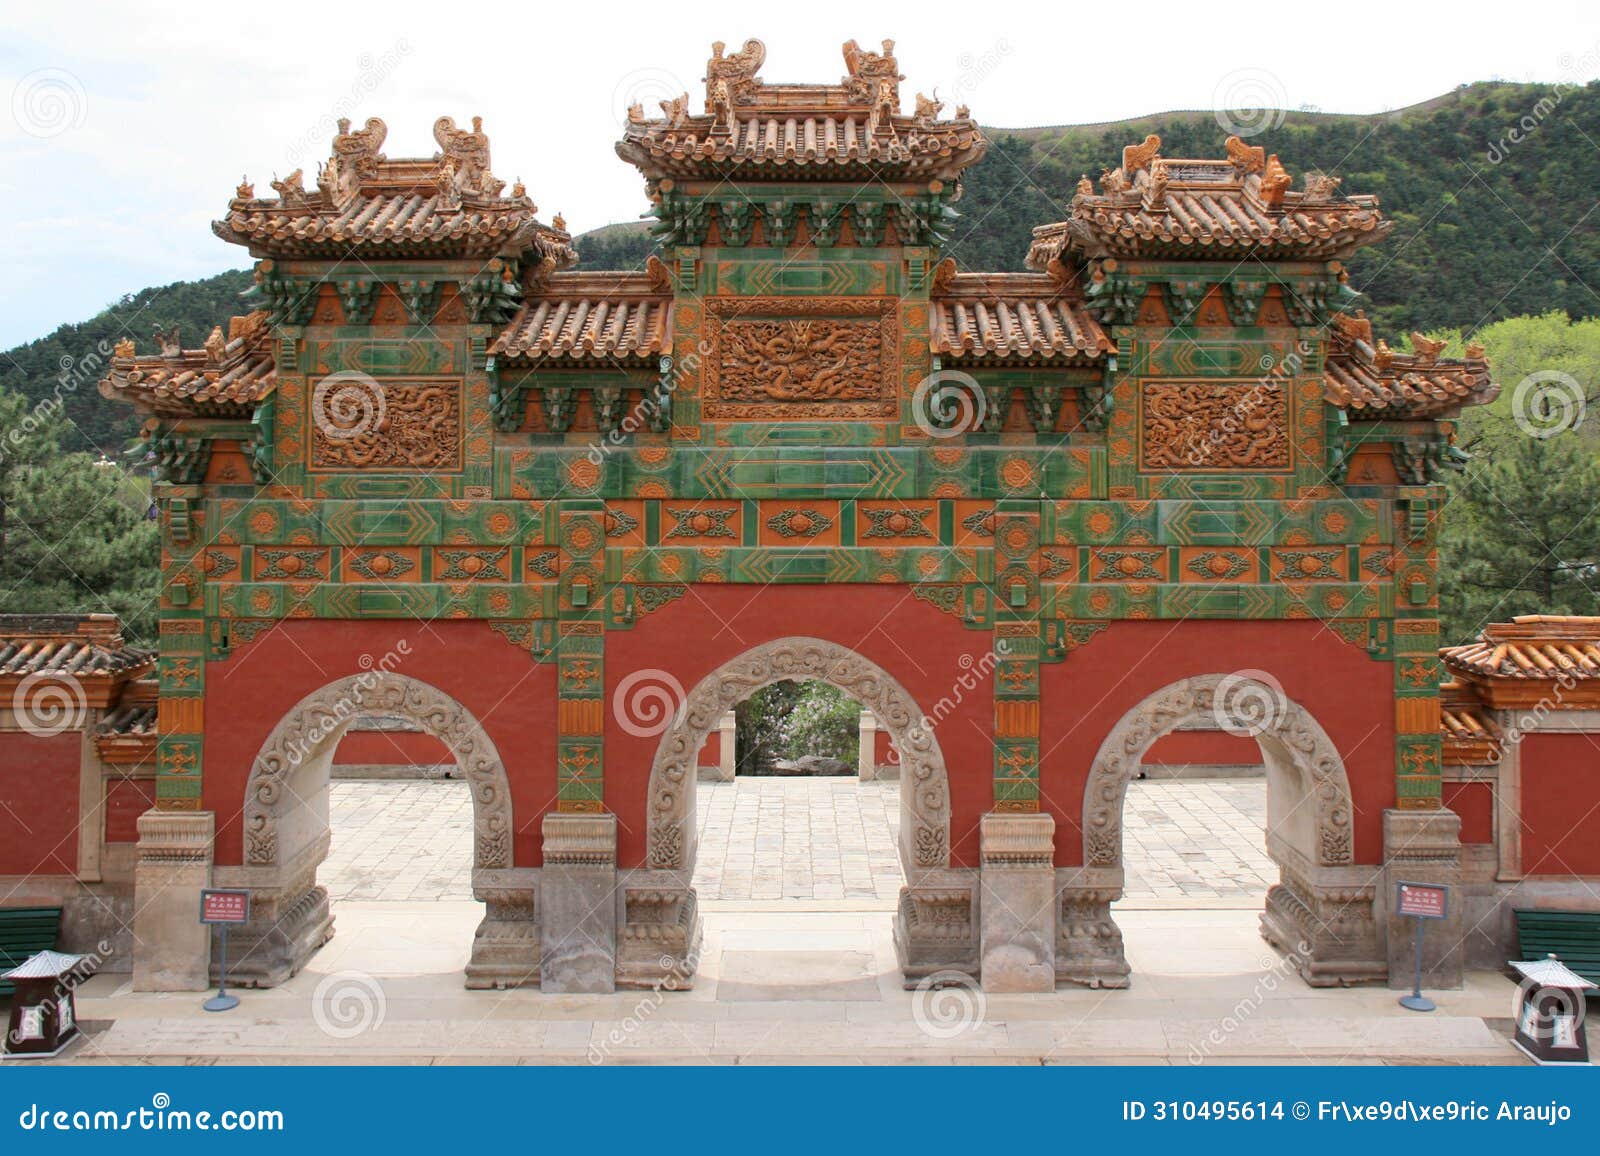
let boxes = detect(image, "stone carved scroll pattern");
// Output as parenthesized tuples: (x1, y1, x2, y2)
(1081, 675, 1354, 869)
(646, 637, 950, 871)
(244, 673, 512, 870)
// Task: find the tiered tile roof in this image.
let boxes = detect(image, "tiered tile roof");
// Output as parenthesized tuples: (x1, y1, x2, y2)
(1440, 616, 1600, 710)
(1028, 135, 1391, 264)
(1440, 682, 1502, 766)
(929, 262, 1109, 364)
(616, 39, 987, 183)
(95, 679, 157, 765)
(213, 116, 575, 263)
(0, 614, 156, 710)
(492, 262, 674, 364)
(98, 311, 275, 417)
(1323, 313, 1498, 418)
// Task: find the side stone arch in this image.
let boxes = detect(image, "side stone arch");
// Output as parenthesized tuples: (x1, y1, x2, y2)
(223, 671, 535, 990)
(643, 636, 951, 877)
(1058, 673, 1383, 990)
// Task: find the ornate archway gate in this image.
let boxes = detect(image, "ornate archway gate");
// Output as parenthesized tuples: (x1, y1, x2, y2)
(114, 38, 1489, 994)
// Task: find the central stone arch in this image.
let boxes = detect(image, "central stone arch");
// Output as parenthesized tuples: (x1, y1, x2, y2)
(220, 671, 537, 989)
(1057, 673, 1385, 989)
(620, 636, 968, 989)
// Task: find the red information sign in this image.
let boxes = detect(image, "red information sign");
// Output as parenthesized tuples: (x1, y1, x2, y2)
(1395, 881, 1448, 920)
(200, 889, 251, 925)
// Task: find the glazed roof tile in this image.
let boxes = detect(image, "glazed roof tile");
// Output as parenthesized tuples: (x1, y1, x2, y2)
(98, 311, 275, 417)
(1439, 682, 1502, 765)
(1323, 313, 1498, 419)
(1441, 616, 1600, 682)
(1028, 135, 1391, 264)
(213, 116, 574, 263)
(0, 615, 155, 679)
(616, 39, 987, 182)
(929, 267, 1109, 363)
(492, 266, 673, 362)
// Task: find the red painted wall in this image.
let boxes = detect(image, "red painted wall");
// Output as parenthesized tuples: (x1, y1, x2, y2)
(605, 585, 993, 867)
(1520, 733, 1600, 875)
(697, 729, 721, 765)
(332, 730, 455, 766)
(104, 778, 157, 843)
(204, 619, 558, 868)
(0, 731, 79, 875)
(1142, 730, 1262, 766)
(1442, 781, 1495, 845)
(1040, 621, 1394, 867)
(874, 729, 895, 766)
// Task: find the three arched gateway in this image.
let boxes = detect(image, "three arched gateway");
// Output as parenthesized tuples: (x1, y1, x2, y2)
(1057, 674, 1385, 989)
(218, 672, 539, 989)
(618, 637, 972, 989)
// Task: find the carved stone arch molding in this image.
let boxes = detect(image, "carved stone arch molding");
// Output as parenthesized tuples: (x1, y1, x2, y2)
(244, 671, 513, 872)
(645, 637, 952, 878)
(1081, 673, 1355, 869)
(1058, 673, 1382, 990)
(227, 672, 535, 989)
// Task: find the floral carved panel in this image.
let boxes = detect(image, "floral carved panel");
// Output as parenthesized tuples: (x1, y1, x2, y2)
(703, 297, 898, 420)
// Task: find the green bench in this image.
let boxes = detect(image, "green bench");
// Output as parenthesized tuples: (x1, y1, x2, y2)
(0, 907, 64, 996)
(1514, 908, 1600, 988)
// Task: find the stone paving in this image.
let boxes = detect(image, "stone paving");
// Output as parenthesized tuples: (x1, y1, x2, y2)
(321, 776, 1275, 905)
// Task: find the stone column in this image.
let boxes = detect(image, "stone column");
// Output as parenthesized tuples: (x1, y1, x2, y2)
(1382, 808, 1463, 990)
(539, 812, 618, 993)
(978, 812, 1056, 992)
(716, 710, 737, 782)
(131, 809, 214, 992)
(857, 710, 878, 780)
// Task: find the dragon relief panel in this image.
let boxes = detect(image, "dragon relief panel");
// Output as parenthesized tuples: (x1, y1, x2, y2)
(309, 376, 463, 471)
(703, 296, 898, 420)
(1140, 379, 1291, 471)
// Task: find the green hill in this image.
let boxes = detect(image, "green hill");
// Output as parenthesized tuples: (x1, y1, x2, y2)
(6, 80, 1595, 454)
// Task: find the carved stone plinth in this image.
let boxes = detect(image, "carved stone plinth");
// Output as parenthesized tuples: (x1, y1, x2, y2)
(893, 871, 979, 984)
(616, 874, 703, 990)
(979, 812, 1056, 992)
(132, 810, 214, 992)
(540, 813, 618, 994)
(1258, 857, 1385, 987)
(466, 867, 541, 990)
(1055, 869, 1129, 988)
(1382, 808, 1463, 990)
(220, 879, 334, 988)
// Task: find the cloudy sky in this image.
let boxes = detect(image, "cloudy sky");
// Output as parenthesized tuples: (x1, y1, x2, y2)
(1, 0, 1595, 346)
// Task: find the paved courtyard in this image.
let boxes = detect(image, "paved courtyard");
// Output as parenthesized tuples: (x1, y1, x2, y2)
(321, 776, 1276, 906)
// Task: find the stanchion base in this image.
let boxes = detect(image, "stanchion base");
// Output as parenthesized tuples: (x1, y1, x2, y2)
(203, 993, 240, 1012)
(1398, 993, 1436, 1012)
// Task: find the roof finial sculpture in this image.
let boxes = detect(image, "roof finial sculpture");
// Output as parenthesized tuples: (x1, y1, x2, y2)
(705, 38, 766, 126)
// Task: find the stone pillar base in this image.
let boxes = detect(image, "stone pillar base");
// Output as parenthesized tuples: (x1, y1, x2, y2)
(616, 876, 703, 990)
(979, 812, 1057, 992)
(1055, 868, 1129, 988)
(221, 882, 334, 988)
(892, 871, 979, 985)
(1383, 807, 1464, 990)
(540, 813, 618, 994)
(466, 868, 541, 990)
(131, 810, 215, 992)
